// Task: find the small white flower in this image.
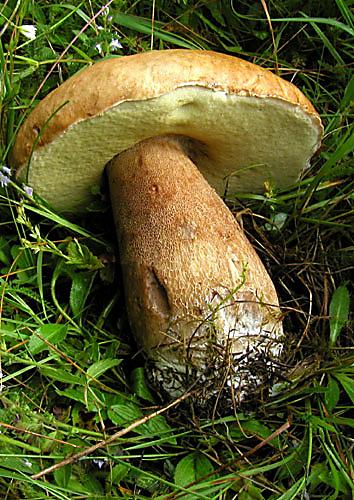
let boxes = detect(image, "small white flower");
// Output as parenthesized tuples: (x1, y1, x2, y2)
(20, 24, 37, 40)
(95, 43, 103, 55)
(101, 6, 110, 17)
(23, 185, 33, 197)
(23, 458, 33, 468)
(93, 458, 107, 469)
(97, 25, 104, 31)
(110, 36, 122, 51)
(2, 165, 11, 175)
(0, 172, 10, 188)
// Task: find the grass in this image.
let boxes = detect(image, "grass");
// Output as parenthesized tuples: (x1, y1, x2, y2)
(0, 0, 353, 498)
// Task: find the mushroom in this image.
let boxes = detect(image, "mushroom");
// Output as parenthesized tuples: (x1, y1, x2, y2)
(11, 50, 323, 403)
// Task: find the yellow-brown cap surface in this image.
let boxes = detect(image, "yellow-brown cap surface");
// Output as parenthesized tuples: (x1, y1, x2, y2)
(11, 50, 323, 212)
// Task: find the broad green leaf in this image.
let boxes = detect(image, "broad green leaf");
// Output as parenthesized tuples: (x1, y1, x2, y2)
(238, 480, 265, 500)
(66, 240, 103, 270)
(131, 367, 155, 402)
(108, 403, 143, 426)
(174, 452, 214, 487)
(28, 323, 68, 355)
(329, 416, 354, 428)
(142, 415, 177, 444)
(87, 358, 121, 379)
(242, 419, 273, 438)
(277, 477, 306, 499)
(69, 271, 94, 316)
(242, 420, 281, 448)
(54, 464, 72, 488)
(324, 376, 340, 411)
(0, 236, 11, 265)
(56, 387, 104, 412)
(329, 285, 350, 346)
(308, 463, 331, 491)
(308, 415, 336, 433)
(111, 463, 131, 485)
(335, 373, 354, 405)
(56, 387, 87, 405)
(107, 404, 175, 441)
(0, 455, 40, 474)
(67, 474, 103, 495)
(39, 366, 83, 385)
(341, 74, 354, 109)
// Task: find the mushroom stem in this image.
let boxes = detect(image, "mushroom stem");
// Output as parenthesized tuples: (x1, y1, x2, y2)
(108, 136, 282, 400)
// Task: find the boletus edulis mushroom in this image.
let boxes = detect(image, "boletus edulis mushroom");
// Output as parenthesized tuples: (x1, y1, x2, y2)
(11, 50, 323, 404)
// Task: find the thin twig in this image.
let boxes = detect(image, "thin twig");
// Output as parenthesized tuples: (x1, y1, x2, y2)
(31, 391, 192, 480)
(260, 0, 279, 73)
(151, 0, 156, 50)
(243, 419, 291, 457)
(0, 421, 79, 447)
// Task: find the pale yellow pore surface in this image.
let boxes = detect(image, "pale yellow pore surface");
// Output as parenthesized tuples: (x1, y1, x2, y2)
(18, 88, 320, 213)
(108, 136, 283, 397)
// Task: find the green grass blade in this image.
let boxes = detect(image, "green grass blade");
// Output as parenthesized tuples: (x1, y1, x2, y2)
(335, 0, 354, 29)
(113, 12, 204, 49)
(329, 285, 350, 346)
(271, 14, 354, 36)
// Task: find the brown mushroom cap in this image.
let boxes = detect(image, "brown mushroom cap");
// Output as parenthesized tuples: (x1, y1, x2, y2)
(11, 50, 323, 212)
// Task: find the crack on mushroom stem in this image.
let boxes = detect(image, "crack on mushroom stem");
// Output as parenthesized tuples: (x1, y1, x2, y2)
(148, 282, 283, 400)
(146, 266, 171, 319)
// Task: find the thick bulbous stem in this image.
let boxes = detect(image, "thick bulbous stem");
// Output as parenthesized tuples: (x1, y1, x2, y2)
(108, 136, 283, 400)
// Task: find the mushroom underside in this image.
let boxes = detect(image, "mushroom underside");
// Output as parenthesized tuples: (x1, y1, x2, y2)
(18, 88, 321, 213)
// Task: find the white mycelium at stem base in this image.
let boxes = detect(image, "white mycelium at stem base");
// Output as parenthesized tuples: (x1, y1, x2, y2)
(108, 136, 283, 400)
